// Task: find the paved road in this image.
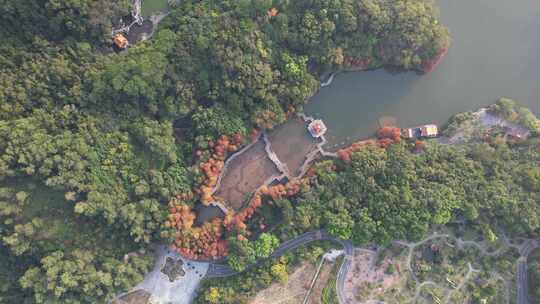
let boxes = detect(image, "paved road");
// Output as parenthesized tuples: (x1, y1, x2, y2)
(206, 232, 540, 304)
(207, 230, 336, 277)
(517, 240, 538, 304)
(336, 239, 354, 304)
(205, 230, 353, 304)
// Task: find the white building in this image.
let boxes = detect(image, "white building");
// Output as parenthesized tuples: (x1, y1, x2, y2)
(308, 120, 327, 138)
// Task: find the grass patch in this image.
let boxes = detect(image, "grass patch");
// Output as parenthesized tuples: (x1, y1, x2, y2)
(321, 256, 343, 304)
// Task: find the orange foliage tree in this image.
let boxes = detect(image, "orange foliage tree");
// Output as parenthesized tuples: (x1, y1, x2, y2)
(415, 140, 426, 152)
(377, 126, 402, 142)
(169, 132, 246, 259)
(336, 139, 377, 163)
(343, 57, 371, 70)
(163, 195, 229, 260)
(194, 134, 243, 205)
(337, 127, 403, 163)
(223, 179, 306, 232)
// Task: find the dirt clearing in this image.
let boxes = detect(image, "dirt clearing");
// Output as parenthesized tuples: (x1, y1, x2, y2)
(214, 139, 280, 210)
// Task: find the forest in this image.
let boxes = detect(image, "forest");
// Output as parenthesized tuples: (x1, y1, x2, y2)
(0, 0, 503, 303)
(198, 101, 540, 303)
(529, 249, 540, 304)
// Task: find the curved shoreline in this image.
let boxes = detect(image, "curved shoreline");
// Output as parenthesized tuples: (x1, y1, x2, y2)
(320, 73, 335, 87)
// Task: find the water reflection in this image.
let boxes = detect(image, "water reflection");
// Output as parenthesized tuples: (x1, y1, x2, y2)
(305, 0, 540, 150)
(194, 204, 225, 226)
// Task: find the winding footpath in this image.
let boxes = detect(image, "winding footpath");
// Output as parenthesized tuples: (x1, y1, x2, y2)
(206, 231, 540, 304)
(120, 231, 537, 304)
(395, 233, 540, 304)
(336, 241, 354, 304)
(112, 0, 143, 35)
(206, 230, 353, 304)
(206, 230, 352, 277)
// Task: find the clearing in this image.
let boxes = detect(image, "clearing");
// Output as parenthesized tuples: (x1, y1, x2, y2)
(250, 258, 336, 304)
(214, 138, 280, 210)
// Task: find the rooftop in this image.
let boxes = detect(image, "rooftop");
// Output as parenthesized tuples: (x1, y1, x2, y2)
(308, 120, 327, 138)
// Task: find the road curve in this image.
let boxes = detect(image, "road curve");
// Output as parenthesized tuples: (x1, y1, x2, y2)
(206, 233, 540, 304)
(517, 240, 539, 304)
(205, 230, 353, 304)
(336, 240, 354, 304)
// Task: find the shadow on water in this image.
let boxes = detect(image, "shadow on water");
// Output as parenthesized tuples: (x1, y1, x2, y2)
(127, 20, 154, 43)
(194, 205, 225, 227)
(305, 70, 419, 151)
(305, 0, 540, 150)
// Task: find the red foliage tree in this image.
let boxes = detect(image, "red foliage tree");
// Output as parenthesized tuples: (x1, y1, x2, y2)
(415, 140, 426, 152)
(165, 197, 229, 260)
(377, 127, 402, 142)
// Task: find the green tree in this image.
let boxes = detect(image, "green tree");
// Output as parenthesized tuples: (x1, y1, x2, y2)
(132, 117, 178, 164)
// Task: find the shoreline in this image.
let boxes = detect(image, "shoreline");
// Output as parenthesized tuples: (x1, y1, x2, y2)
(125, 101, 537, 303)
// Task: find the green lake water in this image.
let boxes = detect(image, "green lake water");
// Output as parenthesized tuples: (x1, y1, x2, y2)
(305, 0, 540, 150)
(141, 0, 169, 17)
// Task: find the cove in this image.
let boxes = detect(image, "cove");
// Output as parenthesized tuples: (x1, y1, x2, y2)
(305, 0, 540, 151)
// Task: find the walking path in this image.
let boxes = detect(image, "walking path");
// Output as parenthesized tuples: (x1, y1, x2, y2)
(206, 230, 352, 278)
(517, 239, 539, 304)
(396, 233, 489, 303)
(112, 247, 209, 304)
(114, 229, 537, 304)
(205, 230, 353, 304)
(302, 254, 328, 304)
(443, 263, 480, 303)
(112, 0, 143, 35)
(392, 232, 539, 304)
(211, 115, 337, 210)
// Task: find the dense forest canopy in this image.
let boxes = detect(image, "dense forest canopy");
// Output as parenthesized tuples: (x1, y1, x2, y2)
(529, 249, 540, 304)
(0, 0, 131, 44)
(287, 139, 540, 244)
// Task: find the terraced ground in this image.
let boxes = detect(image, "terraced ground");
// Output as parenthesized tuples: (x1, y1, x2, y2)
(214, 117, 322, 210)
(266, 118, 320, 178)
(214, 139, 280, 210)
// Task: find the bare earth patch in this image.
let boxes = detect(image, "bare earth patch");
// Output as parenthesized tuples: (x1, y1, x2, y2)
(308, 261, 335, 304)
(250, 262, 315, 304)
(214, 139, 280, 210)
(250, 258, 338, 304)
(344, 249, 405, 303)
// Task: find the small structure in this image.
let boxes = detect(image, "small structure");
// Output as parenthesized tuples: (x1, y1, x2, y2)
(308, 120, 327, 138)
(113, 33, 129, 49)
(403, 124, 438, 139)
(267, 7, 278, 18)
(161, 257, 185, 282)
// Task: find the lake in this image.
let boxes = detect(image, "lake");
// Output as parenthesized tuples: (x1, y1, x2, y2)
(194, 205, 224, 227)
(305, 0, 540, 151)
(141, 0, 169, 17)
